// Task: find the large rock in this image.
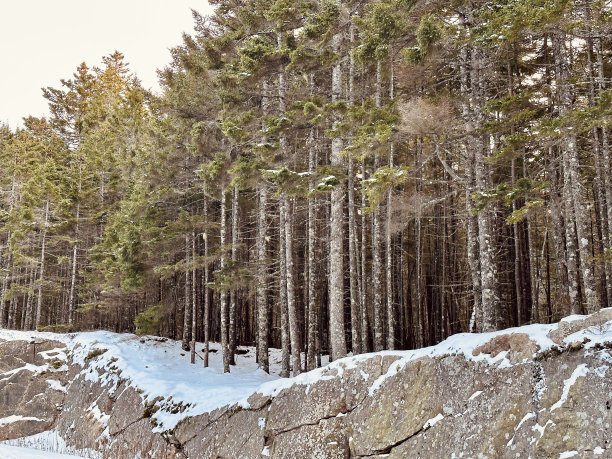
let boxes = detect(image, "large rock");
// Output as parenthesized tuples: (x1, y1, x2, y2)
(0, 314, 610, 458)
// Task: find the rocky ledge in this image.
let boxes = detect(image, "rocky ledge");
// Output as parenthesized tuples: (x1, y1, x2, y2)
(1, 309, 611, 458)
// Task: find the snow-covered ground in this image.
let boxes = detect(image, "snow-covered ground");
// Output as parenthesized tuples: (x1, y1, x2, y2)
(0, 310, 610, 456)
(0, 444, 80, 458)
(0, 328, 289, 431)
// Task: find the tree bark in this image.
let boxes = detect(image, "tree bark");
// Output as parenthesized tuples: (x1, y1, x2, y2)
(306, 103, 319, 370)
(203, 197, 210, 368)
(220, 190, 230, 373)
(256, 183, 269, 373)
(284, 196, 301, 375)
(279, 195, 290, 378)
(182, 234, 192, 351)
(35, 200, 49, 329)
(329, 28, 347, 360)
(229, 185, 239, 365)
(372, 59, 385, 351)
(553, 30, 599, 313)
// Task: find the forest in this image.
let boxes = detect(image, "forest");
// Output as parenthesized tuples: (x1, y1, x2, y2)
(0, 0, 610, 376)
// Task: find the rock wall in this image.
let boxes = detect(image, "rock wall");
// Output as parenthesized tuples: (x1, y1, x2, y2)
(1, 310, 611, 458)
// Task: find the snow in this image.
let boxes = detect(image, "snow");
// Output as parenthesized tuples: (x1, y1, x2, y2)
(46, 380, 67, 393)
(0, 309, 610, 440)
(550, 364, 589, 411)
(507, 412, 535, 446)
(0, 416, 43, 427)
(531, 419, 554, 442)
(1, 430, 101, 458)
(0, 445, 81, 458)
(423, 413, 444, 429)
(0, 329, 282, 432)
(558, 451, 578, 459)
(0, 363, 50, 381)
(593, 446, 605, 455)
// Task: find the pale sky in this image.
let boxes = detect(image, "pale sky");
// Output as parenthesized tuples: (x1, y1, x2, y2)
(0, 1, 214, 129)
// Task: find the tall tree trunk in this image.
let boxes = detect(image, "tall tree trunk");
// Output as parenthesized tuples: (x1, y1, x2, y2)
(220, 191, 230, 373)
(587, 30, 612, 307)
(386, 54, 395, 350)
(182, 234, 192, 351)
(553, 30, 599, 313)
(511, 160, 523, 325)
(329, 27, 347, 360)
(229, 186, 239, 365)
(460, 44, 483, 333)
(0, 254, 12, 328)
(68, 200, 80, 327)
(471, 47, 500, 332)
(372, 59, 385, 351)
(256, 183, 269, 373)
(257, 78, 271, 373)
(279, 195, 290, 378)
(203, 197, 210, 368)
(284, 197, 301, 375)
(361, 162, 371, 353)
(1, 157, 17, 328)
(24, 266, 36, 330)
(595, 39, 612, 276)
(306, 105, 319, 370)
(548, 151, 571, 315)
(190, 232, 197, 364)
(347, 18, 362, 356)
(35, 200, 49, 329)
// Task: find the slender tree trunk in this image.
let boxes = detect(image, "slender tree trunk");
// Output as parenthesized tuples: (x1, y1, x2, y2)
(471, 47, 500, 332)
(306, 106, 319, 370)
(372, 59, 385, 351)
(329, 27, 347, 360)
(24, 266, 36, 330)
(347, 18, 362, 356)
(460, 44, 483, 332)
(284, 197, 301, 375)
(35, 201, 49, 329)
(229, 186, 239, 365)
(256, 183, 269, 373)
(511, 160, 523, 325)
(182, 234, 192, 351)
(361, 162, 371, 353)
(279, 195, 290, 378)
(68, 200, 80, 326)
(190, 232, 197, 364)
(220, 190, 230, 373)
(554, 30, 599, 313)
(415, 140, 424, 345)
(587, 32, 612, 307)
(1, 253, 13, 328)
(595, 39, 612, 277)
(386, 55, 395, 350)
(548, 152, 571, 315)
(203, 198, 210, 368)
(1, 158, 17, 328)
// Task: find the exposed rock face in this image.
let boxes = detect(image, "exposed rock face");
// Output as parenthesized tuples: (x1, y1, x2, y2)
(1, 310, 611, 458)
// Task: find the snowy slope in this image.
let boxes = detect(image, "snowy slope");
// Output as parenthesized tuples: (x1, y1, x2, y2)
(0, 444, 80, 458)
(0, 309, 610, 437)
(0, 329, 284, 431)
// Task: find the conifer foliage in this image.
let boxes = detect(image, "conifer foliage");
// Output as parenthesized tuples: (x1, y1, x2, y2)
(1, 1, 611, 374)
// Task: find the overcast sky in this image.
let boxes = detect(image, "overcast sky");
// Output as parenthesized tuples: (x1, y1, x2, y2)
(0, 1, 214, 129)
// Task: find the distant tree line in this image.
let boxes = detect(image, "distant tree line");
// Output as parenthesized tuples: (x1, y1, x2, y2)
(0, 0, 610, 374)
